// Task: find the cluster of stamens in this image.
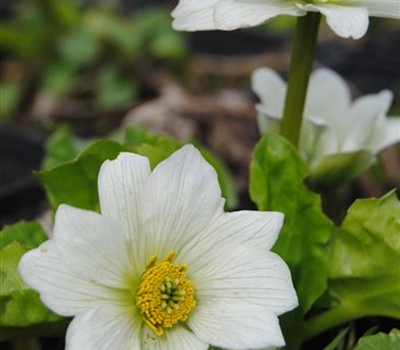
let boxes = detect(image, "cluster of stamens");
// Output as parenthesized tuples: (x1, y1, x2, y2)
(136, 252, 196, 336)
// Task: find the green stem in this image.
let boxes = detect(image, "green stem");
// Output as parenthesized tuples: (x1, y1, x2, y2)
(303, 305, 363, 340)
(280, 13, 321, 147)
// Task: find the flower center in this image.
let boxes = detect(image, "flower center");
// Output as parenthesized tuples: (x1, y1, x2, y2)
(136, 252, 196, 336)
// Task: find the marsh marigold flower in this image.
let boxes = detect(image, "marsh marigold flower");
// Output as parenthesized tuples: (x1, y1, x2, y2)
(19, 145, 298, 350)
(172, 0, 400, 39)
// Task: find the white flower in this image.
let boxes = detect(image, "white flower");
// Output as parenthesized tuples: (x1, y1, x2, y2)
(19, 145, 298, 350)
(252, 67, 400, 167)
(172, 0, 400, 39)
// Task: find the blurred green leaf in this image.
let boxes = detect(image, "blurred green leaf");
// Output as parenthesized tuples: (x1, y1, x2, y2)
(57, 27, 99, 68)
(150, 32, 188, 62)
(306, 151, 376, 191)
(38, 140, 125, 211)
(0, 81, 23, 120)
(0, 222, 47, 249)
(96, 66, 138, 109)
(328, 190, 400, 319)
(84, 10, 140, 59)
(197, 146, 238, 210)
(250, 133, 332, 348)
(42, 126, 89, 170)
(0, 242, 63, 340)
(123, 124, 160, 149)
(48, 0, 81, 28)
(41, 63, 75, 96)
(354, 329, 400, 350)
(39, 125, 237, 213)
(0, 23, 42, 58)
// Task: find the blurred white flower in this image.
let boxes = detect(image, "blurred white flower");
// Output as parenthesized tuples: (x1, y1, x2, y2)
(252, 67, 400, 167)
(172, 0, 400, 39)
(19, 145, 298, 350)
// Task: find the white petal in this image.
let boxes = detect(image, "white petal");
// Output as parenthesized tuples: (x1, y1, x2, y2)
(302, 4, 369, 39)
(172, 0, 303, 31)
(305, 68, 351, 145)
(187, 245, 298, 315)
(172, 0, 219, 31)
(178, 211, 283, 265)
(141, 324, 208, 350)
(53, 204, 134, 289)
(98, 152, 151, 244)
(376, 117, 400, 152)
(18, 241, 120, 316)
(65, 305, 141, 350)
(256, 106, 282, 134)
(341, 90, 393, 152)
(348, 0, 400, 19)
(251, 67, 286, 119)
(140, 145, 224, 263)
(189, 306, 285, 349)
(214, 0, 304, 31)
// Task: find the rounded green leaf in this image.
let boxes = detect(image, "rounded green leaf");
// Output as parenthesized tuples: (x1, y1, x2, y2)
(354, 329, 400, 350)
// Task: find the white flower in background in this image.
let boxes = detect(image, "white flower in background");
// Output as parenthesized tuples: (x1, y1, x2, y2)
(172, 0, 400, 39)
(252, 67, 400, 167)
(19, 145, 298, 350)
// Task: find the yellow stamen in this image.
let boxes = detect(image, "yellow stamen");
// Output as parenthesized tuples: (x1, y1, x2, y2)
(136, 252, 196, 336)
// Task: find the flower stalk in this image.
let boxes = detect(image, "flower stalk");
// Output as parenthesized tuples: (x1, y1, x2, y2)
(280, 12, 321, 147)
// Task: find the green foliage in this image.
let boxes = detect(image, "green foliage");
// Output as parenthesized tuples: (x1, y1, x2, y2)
(304, 191, 400, 340)
(39, 126, 237, 212)
(0, 1, 188, 119)
(41, 63, 75, 96)
(42, 126, 89, 170)
(38, 140, 125, 211)
(354, 329, 400, 350)
(0, 81, 23, 120)
(306, 151, 376, 190)
(0, 241, 63, 340)
(57, 27, 100, 68)
(96, 66, 138, 109)
(250, 133, 332, 348)
(0, 222, 47, 249)
(328, 190, 400, 320)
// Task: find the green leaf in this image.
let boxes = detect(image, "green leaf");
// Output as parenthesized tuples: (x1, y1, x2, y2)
(354, 329, 400, 350)
(249, 133, 332, 348)
(38, 139, 125, 211)
(0, 242, 63, 340)
(306, 150, 376, 191)
(39, 126, 236, 213)
(0, 23, 41, 59)
(57, 27, 99, 68)
(41, 63, 75, 96)
(84, 10, 141, 59)
(328, 190, 400, 320)
(96, 66, 138, 109)
(123, 124, 160, 150)
(0, 222, 47, 249)
(150, 32, 188, 62)
(41, 126, 89, 170)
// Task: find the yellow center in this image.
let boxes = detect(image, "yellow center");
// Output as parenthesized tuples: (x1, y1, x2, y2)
(136, 252, 196, 336)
